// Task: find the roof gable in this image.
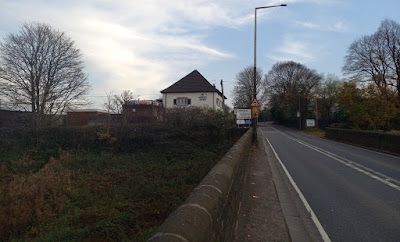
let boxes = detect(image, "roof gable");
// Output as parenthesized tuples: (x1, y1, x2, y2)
(161, 70, 223, 96)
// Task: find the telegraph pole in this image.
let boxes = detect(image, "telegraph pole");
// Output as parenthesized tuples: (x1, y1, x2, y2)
(220, 79, 225, 106)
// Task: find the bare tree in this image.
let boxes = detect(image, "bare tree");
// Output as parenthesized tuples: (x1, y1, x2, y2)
(265, 61, 321, 127)
(343, 19, 400, 96)
(266, 61, 321, 97)
(343, 33, 390, 87)
(103, 91, 118, 114)
(120, 90, 135, 103)
(378, 19, 400, 96)
(0, 22, 90, 124)
(103, 89, 135, 114)
(232, 66, 263, 108)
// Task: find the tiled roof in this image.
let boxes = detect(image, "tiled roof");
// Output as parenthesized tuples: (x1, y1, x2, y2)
(160, 70, 225, 98)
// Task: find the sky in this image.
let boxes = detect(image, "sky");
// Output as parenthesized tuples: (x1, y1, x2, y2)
(1, 0, 400, 109)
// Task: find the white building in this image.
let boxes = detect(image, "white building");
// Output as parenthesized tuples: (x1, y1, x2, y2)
(160, 70, 226, 111)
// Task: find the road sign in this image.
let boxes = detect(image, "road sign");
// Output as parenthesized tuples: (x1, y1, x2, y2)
(236, 119, 245, 124)
(245, 119, 252, 124)
(252, 107, 259, 114)
(252, 113, 259, 118)
(306, 119, 316, 127)
(235, 109, 251, 119)
(250, 98, 260, 107)
(236, 119, 252, 125)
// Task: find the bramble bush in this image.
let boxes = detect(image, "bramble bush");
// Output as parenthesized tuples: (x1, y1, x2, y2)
(0, 107, 243, 241)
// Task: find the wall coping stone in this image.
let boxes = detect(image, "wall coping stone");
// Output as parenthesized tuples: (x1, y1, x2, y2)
(149, 129, 252, 241)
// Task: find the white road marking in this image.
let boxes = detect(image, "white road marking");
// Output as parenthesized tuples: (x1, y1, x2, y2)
(270, 126, 400, 192)
(262, 132, 331, 242)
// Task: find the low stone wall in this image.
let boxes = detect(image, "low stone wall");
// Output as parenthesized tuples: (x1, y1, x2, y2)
(149, 129, 252, 242)
(326, 128, 400, 154)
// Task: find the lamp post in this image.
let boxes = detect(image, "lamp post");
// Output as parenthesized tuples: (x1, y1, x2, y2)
(253, 4, 287, 142)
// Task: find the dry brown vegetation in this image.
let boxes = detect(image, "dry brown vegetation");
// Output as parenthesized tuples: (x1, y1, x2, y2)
(0, 108, 243, 241)
(0, 154, 74, 237)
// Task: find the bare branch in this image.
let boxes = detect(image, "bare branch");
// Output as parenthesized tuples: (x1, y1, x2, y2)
(343, 18, 400, 96)
(231, 66, 263, 108)
(0, 22, 90, 124)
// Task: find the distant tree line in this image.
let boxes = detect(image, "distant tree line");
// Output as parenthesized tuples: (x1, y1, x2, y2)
(232, 18, 400, 131)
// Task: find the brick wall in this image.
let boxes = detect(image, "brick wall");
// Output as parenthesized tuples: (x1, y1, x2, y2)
(122, 104, 163, 123)
(66, 111, 106, 126)
(0, 110, 32, 127)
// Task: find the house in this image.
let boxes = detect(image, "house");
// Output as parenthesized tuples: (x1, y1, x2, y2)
(160, 70, 226, 111)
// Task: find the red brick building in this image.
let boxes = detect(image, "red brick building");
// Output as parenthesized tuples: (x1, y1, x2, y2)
(66, 110, 108, 126)
(66, 101, 163, 127)
(122, 100, 163, 124)
(0, 110, 32, 127)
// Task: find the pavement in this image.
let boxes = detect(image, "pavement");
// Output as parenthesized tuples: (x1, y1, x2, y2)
(234, 128, 323, 242)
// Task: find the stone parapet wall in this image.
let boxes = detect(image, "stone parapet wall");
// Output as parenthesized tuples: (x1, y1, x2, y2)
(149, 129, 252, 241)
(326, 128, 400, 154)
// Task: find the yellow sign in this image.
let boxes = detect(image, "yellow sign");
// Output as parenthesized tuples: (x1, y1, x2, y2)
(252, 107, 259, 114)
(252, 113, 259, 118)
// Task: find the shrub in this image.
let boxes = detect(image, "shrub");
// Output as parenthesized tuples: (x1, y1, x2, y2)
(0, 108, 243, 241)
(337, 83, 400, 130)
(0, 154, 74, 240)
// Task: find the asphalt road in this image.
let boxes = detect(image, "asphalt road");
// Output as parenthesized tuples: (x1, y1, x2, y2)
(259, 122, 400, 242)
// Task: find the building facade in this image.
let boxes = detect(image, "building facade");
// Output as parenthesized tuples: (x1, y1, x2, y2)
(161, 70, 226, 111)
(66, 109, 107, 126)
(122, 100, 163, 123)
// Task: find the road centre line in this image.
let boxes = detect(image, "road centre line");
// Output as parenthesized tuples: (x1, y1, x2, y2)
(262, 131, 331, 242)
(275, 128, 400, 186)
(270, 126, 400, 192)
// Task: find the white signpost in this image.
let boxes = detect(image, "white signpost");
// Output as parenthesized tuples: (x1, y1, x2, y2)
(236, 120, 245, 125)
(236, 109, 251, 120)
(306, 119, 315, 127)
(235, 109, 252, 126)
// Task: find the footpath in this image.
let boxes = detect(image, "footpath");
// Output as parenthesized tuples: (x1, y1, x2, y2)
(234, 128, 323, 242)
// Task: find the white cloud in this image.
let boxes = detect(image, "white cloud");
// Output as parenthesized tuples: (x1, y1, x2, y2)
(0, 0, 247, 106)
(267, 35, 316, 63)
(0, 0, 346, 108)
(295, 21, 320, 29)
(279, 41, 314, 60)
(295, 20, 349, 32)
(332, 21, 348, 32)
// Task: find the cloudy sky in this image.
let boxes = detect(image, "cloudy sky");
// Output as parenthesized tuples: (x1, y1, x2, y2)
(1, 0, 399, 108)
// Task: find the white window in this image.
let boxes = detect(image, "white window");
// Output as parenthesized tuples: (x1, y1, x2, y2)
(174, 98, 191, 106)
(216, 98, 221, 107)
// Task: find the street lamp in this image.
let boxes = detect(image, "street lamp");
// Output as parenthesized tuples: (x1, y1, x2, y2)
(253, 4, 287, 142)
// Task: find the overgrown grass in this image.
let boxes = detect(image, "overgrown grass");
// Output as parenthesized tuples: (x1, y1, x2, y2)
(0, 108, 244, 241)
